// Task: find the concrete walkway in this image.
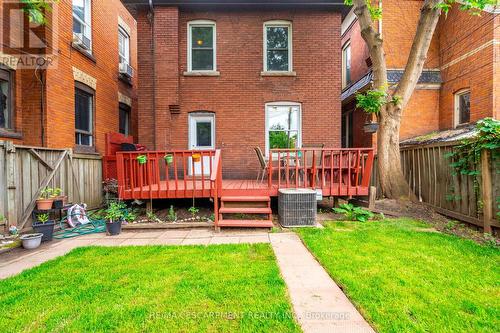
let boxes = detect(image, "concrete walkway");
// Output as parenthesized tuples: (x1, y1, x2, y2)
(1, 229, 374, 333)
(270, 233, 375, 333)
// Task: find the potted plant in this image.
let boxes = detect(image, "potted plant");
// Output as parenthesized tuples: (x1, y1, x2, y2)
(105, 202, 126, 236)
(191, 153, 201, 163)
(164, 154, 174, 165)
(363, 121, 379, 133)
(137, 155, 147, 164)
(32, 213, 55, 242)
(52, 188, 67, 209)
(20, 233, 43, 250)
(36, 187, 54, 210)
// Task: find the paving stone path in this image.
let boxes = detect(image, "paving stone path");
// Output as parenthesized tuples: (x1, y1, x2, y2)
(0, 229, 374, 332)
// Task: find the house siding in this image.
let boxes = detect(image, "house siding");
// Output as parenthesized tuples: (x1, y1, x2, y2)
(0, 0, 138, 154)
(137, 7, 342, 178)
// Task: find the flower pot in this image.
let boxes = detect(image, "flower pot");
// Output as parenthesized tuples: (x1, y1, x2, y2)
(192, 154, 201, 163)
(32, 220, 55, 242)
(20, 233, 43, 250)
(106, 219, 122, 236)
(363, 122, 379, 133)
(164, 154, 174, 165)
(53, 196, 67, 209)
(36, 198, 54, 210)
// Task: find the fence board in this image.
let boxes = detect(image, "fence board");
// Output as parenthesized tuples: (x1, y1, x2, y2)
(0, 141, 103, 230)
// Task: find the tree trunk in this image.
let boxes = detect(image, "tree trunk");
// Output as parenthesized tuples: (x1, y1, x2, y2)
(377, 104, 414, 200)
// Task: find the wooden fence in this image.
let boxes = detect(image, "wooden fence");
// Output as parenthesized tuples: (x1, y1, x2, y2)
(0, 141, 103, 230)
(372, 141, 499, 232)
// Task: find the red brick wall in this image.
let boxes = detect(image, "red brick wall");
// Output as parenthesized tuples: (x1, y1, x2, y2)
(438, 6, 496, 129)
(341, 18, 370, 85)
(137, 7, 342, 178)
(0, 0, 138, 154)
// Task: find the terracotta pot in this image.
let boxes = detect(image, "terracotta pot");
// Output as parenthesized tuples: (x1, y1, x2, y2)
(36, 199, 54, 210)
(192, 154, 201, 163)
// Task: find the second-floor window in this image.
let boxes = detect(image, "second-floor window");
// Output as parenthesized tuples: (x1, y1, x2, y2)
(118, 26, 130, 65)
(342, 42, 351, 88)
(454, 89, 470, 127)
(264, 21, 292, 72)
(73, 0, 92, 50)
(188, 20, 216, 72)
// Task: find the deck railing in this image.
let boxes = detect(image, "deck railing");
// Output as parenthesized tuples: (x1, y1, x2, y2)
(210, 150, 223, 226)
(116, 150, 217, 200)
(269, 148, 374, 196)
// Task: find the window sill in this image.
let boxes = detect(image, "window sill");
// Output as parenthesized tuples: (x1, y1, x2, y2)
(74, 144, 96, 154)
(0, 129, 22, 139)
(261, 71, 297, 77)
(71, 43, 96, 63)
(118, 73, 133, 86)
(183, 71, 220, 77)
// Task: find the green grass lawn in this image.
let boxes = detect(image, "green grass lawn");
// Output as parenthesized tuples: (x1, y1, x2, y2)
(0, 244, 300, 333)
(296, 219, 500, 333)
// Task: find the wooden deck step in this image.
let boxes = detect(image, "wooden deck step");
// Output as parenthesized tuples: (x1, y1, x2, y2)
(219, 207, 272, 214)
(217, 220, 274, 228)
(221, 196, 270, 202)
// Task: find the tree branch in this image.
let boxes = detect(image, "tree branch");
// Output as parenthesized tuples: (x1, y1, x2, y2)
(394, 0, 443, 108)
(352, 0, 387, 90)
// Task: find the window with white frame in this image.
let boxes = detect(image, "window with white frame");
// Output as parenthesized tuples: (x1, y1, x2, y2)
(75, 83, 94, 146)
(72, 0, 92, 50)
(266, 103, 301, 153)
(188, 20, 216, 72)
(454, 89, 470, 127)
(264, 21, 292, 72)
(0, 68, 13, 130)
(118, 26, 130, 65)
(342, 42, 351, 88)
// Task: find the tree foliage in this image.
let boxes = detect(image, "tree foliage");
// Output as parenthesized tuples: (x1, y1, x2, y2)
(20, 0, 56, 25)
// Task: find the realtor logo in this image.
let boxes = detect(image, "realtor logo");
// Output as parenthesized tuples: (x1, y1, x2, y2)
(0, 0, 58, 69)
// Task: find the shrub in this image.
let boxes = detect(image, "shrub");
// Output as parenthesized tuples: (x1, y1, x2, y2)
(333, 203, 374, 222)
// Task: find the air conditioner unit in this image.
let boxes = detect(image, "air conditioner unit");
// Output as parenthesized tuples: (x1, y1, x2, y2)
(278, 189, 317, 227)
(119, 62, 134, 78)
(73, 33, 91, 50)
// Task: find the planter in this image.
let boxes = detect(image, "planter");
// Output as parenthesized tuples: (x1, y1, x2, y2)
(363, 122, 379, 133)
(106, 219, 122, 236)
(32, 220, 55, 242)
(20, 233, 43, 250)
(36, 198, 54, 210)
(53, 196, 67, 209)
(164, 154, 174, 165)
(192, 153, 201, 163)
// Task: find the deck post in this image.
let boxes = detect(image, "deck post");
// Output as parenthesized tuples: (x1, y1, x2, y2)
(481, 150, 492, 233)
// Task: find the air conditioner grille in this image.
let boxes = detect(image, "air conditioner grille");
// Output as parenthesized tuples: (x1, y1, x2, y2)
(278, 189, 317, 227)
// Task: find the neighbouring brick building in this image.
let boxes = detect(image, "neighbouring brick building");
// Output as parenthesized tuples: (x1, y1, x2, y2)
(0, 0, 138, 154)
(122, 0, 345, 178)
(341, 1, 499, 148)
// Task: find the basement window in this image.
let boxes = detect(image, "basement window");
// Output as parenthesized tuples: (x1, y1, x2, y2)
(454, 89, 470, 127)
(188, 20, 216, 72)
(75, 83, 94, 146)
(264, 21, 292, 72)
(0, 68, 13, 130)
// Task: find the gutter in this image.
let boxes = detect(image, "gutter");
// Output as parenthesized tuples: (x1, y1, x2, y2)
(148, 0, 157, 149)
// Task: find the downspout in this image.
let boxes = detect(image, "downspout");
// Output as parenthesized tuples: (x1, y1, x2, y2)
(378, 0, 382, 36)
(148, 0, 156, 149)
(35, 65, 45, 146)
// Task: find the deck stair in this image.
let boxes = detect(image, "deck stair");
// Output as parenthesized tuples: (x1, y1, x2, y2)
(217, 196, 273, 228)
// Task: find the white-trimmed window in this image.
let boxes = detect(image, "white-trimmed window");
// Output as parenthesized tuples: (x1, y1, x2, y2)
(188, 20, 216, 72)
(75, 83, 94, 146)
(264, 21, 292, 72)
(72, 0, 92, 50)
(454, 89, 470, 127)
(118, 26, 130, 65)
(265, 102, 301, 154)
(342, 42, 351, 88)
(0, 68, 13, 130)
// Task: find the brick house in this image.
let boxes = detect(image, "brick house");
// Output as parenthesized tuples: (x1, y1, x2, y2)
(0, 0, 138, 154)
(341, 1, 500, 148)
(122, 0, 346, 179)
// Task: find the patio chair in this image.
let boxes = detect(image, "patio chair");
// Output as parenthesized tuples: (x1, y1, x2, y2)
(254, 147, 269, 182)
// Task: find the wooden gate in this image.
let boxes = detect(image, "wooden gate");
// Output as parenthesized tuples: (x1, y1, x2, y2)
(0, 141, 103, 231)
